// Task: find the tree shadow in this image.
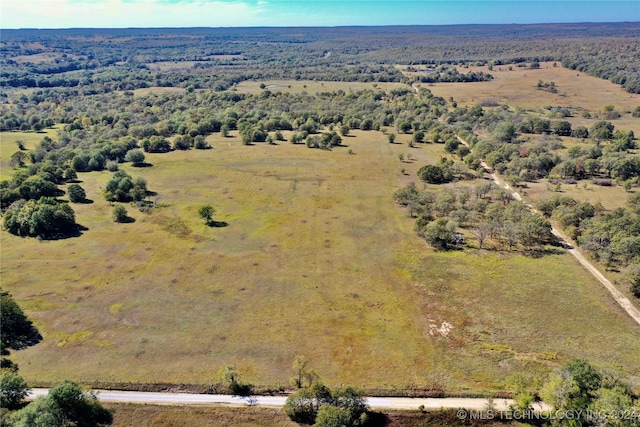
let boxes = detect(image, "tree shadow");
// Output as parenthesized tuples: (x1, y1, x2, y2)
(117, 216, 136, 224)
(207, 220, 228, 228)
(75, 198, 94, 204)
(43, 224, 88, 240)
(132, 162, 153, 168)
(364, 411, 389, 426)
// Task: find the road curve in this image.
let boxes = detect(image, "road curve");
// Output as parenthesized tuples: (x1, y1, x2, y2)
(457, 136, 640, 327)
(29, 388, 521, 410)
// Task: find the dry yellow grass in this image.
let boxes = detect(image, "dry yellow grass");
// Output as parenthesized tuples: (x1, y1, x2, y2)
(235, 80, 408, 95)
(417, 62, 639, 130)
(2, 131, 639, 392)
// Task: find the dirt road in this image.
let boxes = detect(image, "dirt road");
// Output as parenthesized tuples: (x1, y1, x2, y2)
(29, 388, 522, 410)
(457, 136, 640, 327)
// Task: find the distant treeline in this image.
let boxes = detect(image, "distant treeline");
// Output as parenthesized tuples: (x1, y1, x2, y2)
(1, 23, 639, 92)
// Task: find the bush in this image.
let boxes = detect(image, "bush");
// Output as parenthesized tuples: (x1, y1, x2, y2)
(112, 205, 128, 223)
(0, 372, 29, 410)
(418, 164, 452, 184)
(124, 148, 145, 165)
(67, 184, 86, 203)
(104, 170, 147, 202)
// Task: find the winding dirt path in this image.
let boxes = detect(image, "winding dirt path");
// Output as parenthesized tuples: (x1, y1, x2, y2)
(457, 136, 640, 327)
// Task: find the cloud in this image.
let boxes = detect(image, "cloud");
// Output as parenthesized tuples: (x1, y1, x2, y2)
(0, 0, 271, 28)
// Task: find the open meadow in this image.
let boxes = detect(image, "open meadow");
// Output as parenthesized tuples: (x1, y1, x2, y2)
(2, 125, 640, 394)
(418, 62, 639, 128)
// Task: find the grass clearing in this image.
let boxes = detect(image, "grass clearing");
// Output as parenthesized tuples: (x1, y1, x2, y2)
(106, 403, 297, 427)
(2, 130, 639, 393)
(0, 127, 60, 180)
(419, 62, 640, 133)
(235, 79, 408, 95)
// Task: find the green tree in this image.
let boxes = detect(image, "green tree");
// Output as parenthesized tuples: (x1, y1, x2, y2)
(493, 122, 516, 143)
(284, 388, 317, 424)
(417, 164, 452, 184)
(112, 205, 128, 223)
(0, 372, 30, 410)
(314, 404, 353, 427)
(3, 198, 76, 238)
(8, 381, 112, 427)
(66, 184, 86, 203)
(387, 132, 396, 143)
(124, 148, 145, 165)
(9, 151, 27, 169)
(590, 121, 614, 140)
(540, 358, 602, 414)
(413, 130, 425, 143)
(104, 171, 147, 202)
(198, 204, 215, 225)
(1, 290, 42, 360)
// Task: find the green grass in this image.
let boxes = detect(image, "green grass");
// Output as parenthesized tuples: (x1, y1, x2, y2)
(0, 127, 60, 180)
(2, 129, 639, 394)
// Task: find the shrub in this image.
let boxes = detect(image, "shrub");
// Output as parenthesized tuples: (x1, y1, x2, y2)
(112, 205, 128, 223)
(0, 372, 29, 410)
(67, 184, 86, 203)
(418, 164, 452, 184)
(124, 148, 145, 165)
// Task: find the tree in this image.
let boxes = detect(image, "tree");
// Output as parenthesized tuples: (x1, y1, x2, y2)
(0, 372, 30, 410)
(3, 198, 76, 238)
(124, 148, 145, 165)
(387, 132, 396, 143)
(590, 121, 614, 140)
(0, 290, 41, 358)
(220, 365, 252, 395)
(8, 381, 112, 427)
(112, 205, 128, 223)
(104, 170, 147, 202)
(9, 151, 27, 169)
(540, 358, 602, 414)
(67, 184, 86, 203)
(418, 164, 452, 184)
(420, 218, 454, 250)
(284, 388, 317, 424)
(198, 204, 215, 225)
(413, 130, 425, 143)
(493, 122, 516, 143)
(315, 404, 353, 427)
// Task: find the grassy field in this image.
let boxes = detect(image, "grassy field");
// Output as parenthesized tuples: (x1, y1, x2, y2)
(234, 80, 408, 95)
(0, 127, 59, 181)
(418, 62, 640, 135)
(106, 403, 297, 427)
(105, 403, 511, 427)
(2, 127, 640, 394)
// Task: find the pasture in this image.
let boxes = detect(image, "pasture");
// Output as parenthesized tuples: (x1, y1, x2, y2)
(234, 80, 408, 95)
(420, 62, 640, 135)
(2, 128, 640, 394)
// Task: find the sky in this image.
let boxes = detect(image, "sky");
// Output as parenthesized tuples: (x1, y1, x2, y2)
(1, 0, 638, 29)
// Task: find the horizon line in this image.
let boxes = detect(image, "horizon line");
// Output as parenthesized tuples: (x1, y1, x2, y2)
(3, 20, 640, 31)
